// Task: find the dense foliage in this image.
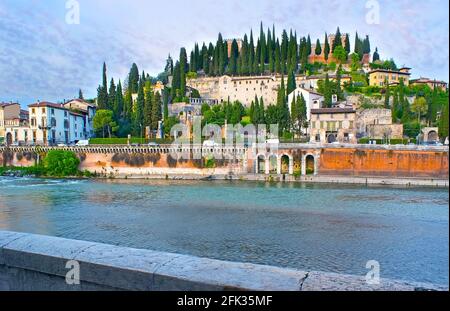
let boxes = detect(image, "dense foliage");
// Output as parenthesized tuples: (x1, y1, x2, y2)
(44, 150, 80, 177)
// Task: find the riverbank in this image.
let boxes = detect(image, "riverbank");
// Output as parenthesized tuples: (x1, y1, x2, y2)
(0, 231, 447, 291)
(94, 173, 449, 188)
(2, 168, 448, 187)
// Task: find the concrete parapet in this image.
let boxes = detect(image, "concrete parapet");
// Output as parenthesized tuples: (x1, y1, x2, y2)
(0, 231, 446, 291)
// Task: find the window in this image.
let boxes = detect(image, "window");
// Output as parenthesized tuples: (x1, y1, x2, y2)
(31, 108, 35, 114)
(51, 109, 55, 115)
(42, 108, 46, 113)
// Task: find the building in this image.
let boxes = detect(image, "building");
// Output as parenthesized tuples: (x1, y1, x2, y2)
(368, 67, 411, 87)
(5, 101, 96, 146)
(63, 98, 97, 138)
(0, 102, 21, 138)
(187, 74, 350, 107)
(356, 109, 403, 140)
(287, 87, 324, 122)
(410, 77, 448, 92)
(226, 39, 243, 57)
(309, 108, 357, 144)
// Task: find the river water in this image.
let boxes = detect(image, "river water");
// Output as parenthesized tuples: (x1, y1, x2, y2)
(0, 177, 448, 285)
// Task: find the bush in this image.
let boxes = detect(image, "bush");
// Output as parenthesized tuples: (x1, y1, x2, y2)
(44, 150, 80, 177)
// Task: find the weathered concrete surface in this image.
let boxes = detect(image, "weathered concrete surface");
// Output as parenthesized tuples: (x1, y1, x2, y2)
(0, 231, 447, 291)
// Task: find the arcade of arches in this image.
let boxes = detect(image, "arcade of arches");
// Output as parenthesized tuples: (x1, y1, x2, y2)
(254, 152, 319, 176)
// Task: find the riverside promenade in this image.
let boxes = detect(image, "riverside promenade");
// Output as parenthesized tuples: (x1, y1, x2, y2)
(0, 231, 447, 291)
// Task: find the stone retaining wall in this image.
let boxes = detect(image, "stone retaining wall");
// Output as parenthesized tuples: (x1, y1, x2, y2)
(0, 231, 446, 291)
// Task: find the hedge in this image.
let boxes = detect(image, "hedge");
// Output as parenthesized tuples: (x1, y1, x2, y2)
(90, 137, 174, 145)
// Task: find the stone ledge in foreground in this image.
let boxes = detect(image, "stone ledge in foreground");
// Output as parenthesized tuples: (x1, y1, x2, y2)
(0, 231, 447, 291)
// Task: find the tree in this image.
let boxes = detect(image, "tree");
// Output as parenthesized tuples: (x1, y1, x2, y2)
(344, 34, 350, 55)
(411, 97, 428, 123)
(108, 78, 116, 110)
(332, 27, 342, 52)
(373, 47, 380, 62)
(315, 39, 322, 56)
(276, 76, 290, 134)
(97, 62, 108, 109)
(291, 93, 307, 137)
(384, 79, 390, 108)
(324, 33, 330, 62)
(333, 46, 347, 64)
(143, 81, 153, 127)
(438, 101, 449, 139)
(133, 80, 145, 136)
(44, 150, 80, 177)
(163, 89, 169, 119)
(323, 74, 332, 108)
(113, 80, 124, 120)
(78, 89, 84, 100)
(151, 92, 162, 130)
(363, 35, 371, 54)
(286, 69, 296, 96)
(128, 63, 140, 94)
(179, 47, 187, 97)
(93, 110, 118, 138)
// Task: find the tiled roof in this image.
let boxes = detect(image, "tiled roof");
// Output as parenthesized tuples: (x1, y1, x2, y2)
(368, 69, 411, 75)
(0, 102, 19, 107)
(28, 102, 66, 109)
(311, 108, 355, 114)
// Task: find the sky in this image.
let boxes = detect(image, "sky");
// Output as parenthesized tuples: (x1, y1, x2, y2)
(0, 0, 449, 107)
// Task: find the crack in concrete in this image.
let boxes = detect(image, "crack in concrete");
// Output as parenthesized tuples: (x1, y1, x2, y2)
(150, 255, 183, 290)
(0, 234, 27, 249)
(299, 272, 310, 291)
(71, 244, 98, 261)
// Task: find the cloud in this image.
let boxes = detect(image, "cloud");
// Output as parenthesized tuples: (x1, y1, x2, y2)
(0, 0, 448, 106)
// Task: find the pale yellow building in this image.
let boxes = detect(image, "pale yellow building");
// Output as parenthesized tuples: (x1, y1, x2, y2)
(309, 108, 357, 144)
(368, 67, 411, 87)
(187, 74, 351, 107)
(0, 102, 21, 138)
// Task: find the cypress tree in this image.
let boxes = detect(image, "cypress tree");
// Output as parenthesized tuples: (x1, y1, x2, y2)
(306, 35, 312, 56)
(363, 35, 371, 54)
(123, 89, 133, 122)
(324, 33, 330, 62)
(133, 79, 145, 136)
(275, 39, 281, 73)
(439, 101, 449, 139)
(332, 27, 342, 52)
(249, 30, 255, 75)
(286, 69, 296, 96)
(128, 63, 140, 94)
(373, 47, 380, 62)
(323, 74, 332, 107)
(151, 92, 162, 130)
(392, 88, 399, 122)
(344, 34, 351, 55)
(78, 89, 84, 100)
(228, 39, 239, 75)
(384, 78, 390, 108)
(315, 39, 322, 56)
(171, 61, 181, 99)
(114, 80, 124, 120)
(260, 22, 267, 67)
(144, 81, 153, 127)
(179, 48, 187, 97)
(281, 30, 289, 74)
(163, 89, 169, 120)
(97, 62, 108, 109)
(108, 78, 116, 110)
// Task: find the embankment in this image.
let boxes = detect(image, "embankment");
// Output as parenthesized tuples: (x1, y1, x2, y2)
(0, 231, 447, 291)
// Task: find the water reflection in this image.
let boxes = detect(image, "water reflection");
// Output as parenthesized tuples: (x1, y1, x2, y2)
(0, 177, 448, 285)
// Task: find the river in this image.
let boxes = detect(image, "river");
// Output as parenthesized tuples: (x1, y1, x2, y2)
(0, 177, 448, 285)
